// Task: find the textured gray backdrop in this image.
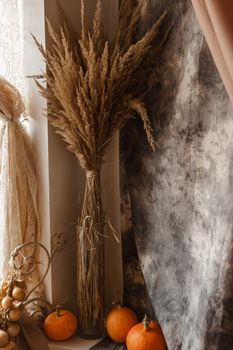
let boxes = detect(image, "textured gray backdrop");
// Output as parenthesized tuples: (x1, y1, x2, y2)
(120, 1, 233, 350)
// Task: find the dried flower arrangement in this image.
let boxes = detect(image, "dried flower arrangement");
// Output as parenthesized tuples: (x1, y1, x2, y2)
(32, 0, 170, 338)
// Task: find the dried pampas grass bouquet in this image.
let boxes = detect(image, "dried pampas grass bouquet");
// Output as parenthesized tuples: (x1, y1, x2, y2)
(32, 0, 169, 338)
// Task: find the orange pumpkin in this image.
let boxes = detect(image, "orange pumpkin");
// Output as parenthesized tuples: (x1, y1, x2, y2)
(44, 306, 77, 341)
(126, 315, 167, 350)
(106, 304, 138, 343)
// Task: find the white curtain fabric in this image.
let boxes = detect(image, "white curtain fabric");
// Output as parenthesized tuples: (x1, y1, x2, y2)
(0, 1, 40, 279)
(0, 0, 24, 94)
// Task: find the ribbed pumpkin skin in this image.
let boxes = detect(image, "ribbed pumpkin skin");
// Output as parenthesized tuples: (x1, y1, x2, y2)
(126, 321, 167, 350)
(148, 320, 162, 332)
(106, 306, 138, 343)
(44, 310, 77, 341)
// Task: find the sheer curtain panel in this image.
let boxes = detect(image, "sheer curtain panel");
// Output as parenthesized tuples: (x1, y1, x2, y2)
(0, 1, 40, 280)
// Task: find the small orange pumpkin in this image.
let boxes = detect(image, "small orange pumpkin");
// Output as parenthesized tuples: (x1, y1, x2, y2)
(126, 315, 167, 350)
(44, 306, 77, 341)
(106, 304, 138, 343)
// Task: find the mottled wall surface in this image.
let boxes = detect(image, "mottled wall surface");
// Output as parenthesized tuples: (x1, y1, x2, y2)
(120, 1, 233, 350)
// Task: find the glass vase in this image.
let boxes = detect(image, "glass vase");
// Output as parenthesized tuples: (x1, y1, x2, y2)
(77, 170, 105, 339)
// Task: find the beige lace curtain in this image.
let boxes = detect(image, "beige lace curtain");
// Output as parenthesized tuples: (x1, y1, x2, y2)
(0, 77, 40, 278)
(0, 1, 40, 280)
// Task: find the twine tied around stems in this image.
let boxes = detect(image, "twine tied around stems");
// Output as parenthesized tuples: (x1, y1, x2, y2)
(86, 170, 99, 178)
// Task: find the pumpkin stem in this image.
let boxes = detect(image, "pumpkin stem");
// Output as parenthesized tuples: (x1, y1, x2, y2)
(56, 305, 62, 318)
(142, 314, 151, 330)
(112, 301, 122, 309)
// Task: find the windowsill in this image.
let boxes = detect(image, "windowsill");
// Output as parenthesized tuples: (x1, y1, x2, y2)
(48, 335, 101, 350)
